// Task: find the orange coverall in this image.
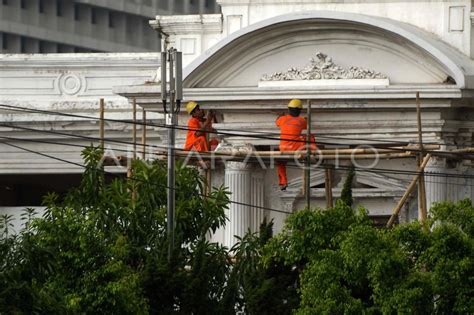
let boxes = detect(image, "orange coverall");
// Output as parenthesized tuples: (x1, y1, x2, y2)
(276, 115, 316, 186)
(184, 117, 209, 152)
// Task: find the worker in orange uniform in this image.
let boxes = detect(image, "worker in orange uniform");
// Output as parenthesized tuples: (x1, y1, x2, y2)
(276, 99, 316, 190)
(184, 101, 215, 152)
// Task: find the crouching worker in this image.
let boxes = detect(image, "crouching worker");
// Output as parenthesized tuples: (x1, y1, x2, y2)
(184, 101, 215, 152)
(276, 99, 316, 190)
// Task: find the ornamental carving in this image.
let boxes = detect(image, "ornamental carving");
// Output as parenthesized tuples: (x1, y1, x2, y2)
(57, 73, 85, 95)
(261, 52, 387, 81)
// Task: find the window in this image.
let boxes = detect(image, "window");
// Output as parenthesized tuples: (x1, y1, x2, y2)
(20, 37, 26, 53)
(91, 8, 97, 24)
(74, 4, 80, 21)
(39, 0, 44, 13)
(39, 41, 44, 53)
(108, 11, 115, 28)
(2, 33, 7, 50)
(56, 0, 62, 16)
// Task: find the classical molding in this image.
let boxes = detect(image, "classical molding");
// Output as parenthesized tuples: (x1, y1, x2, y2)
(0, 53, 161, 68)
(261, 52, 387, 82)
(114, 85, 462, 111)
(150, 14, 223, 35)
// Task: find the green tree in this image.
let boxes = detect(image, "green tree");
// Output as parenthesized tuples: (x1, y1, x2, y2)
(0, 146, 232, 314)
(1, 145, 473, 314)
(340, 164, 355, 207)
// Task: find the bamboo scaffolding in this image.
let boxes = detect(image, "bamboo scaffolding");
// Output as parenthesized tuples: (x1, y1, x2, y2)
(129, 99, 137, 204)
(451, 147, 474, 153)
(102, 144, 474, 168)
(132, 98, 137, 160)
(416, 92, 427, 223)
(141, 109, 147, 159)
(253, 145, 440, 156)
(304, 100, 311, 208)
(325, 167, 333, 209)
(99, 98, 105, 150)
(387, 154, 432, 228)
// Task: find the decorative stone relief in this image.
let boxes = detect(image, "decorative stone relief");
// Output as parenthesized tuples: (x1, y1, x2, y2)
(261, 52, 387, 81)
(214, 140, 255, 155)
(57, 74, 85, 96)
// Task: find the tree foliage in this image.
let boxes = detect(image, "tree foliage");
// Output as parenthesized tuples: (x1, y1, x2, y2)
(0, 146, 231, 314)
(229, 200, 473, 314)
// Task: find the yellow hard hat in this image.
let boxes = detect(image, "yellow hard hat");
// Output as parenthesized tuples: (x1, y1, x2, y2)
(288, 99, 302, 109)
(186, 101, 199, 115)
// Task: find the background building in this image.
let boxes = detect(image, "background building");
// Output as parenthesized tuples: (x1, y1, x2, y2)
(0, 0, 220, 53)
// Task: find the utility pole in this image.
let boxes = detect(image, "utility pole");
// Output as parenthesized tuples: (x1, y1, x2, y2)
(161, 48, 182, 261)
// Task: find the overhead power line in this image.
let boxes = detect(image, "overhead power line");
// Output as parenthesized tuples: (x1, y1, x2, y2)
(0, 103, 463, 155)
(2, 133, 474, 185)
(2, 141, 292, 215)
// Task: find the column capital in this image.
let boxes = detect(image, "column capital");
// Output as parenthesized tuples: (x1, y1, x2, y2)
(426, 156, 447, 170)
(225, 161, 252, 171)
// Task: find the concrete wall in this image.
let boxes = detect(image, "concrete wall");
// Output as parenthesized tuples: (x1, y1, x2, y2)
(0, 53, 164, 173)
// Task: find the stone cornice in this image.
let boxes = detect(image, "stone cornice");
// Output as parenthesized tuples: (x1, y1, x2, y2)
(0, 53, 160, 68)
(114, 84, 462, 112)
(150, 14, 223, 35)
(218, 0, 454, 5)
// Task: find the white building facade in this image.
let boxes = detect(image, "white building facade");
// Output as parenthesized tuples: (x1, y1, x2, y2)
(2, 0, 474, 244)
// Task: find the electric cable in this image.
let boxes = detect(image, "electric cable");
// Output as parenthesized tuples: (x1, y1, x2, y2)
(1, 124, 474, 181)
(0, 103, 465, 155)
(3, 134, 474, 189)
(2, 141, 292, 215)
(2, 105, 474, 181)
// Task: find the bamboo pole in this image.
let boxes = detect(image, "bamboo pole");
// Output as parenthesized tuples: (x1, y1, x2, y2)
(416, 92, 428, 223)
(305, 100, 312, 209)
(129, 99, 137, 204)
(451, 147, 474, 153)
(132, 98, 137, 160)
(320, 153, 414, 160)
(387, 154, 431, 228)
(141, 109, 147, 159)
(154, 151, 415, 161)
(325, 167, 333, 209)
(253, 145, 440, 156)
(99, 98, 105, 150)
(206, 169, 212, 196)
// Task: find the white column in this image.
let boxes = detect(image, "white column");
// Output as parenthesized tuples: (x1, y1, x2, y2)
(424, 157, 447, 212)
(224, 161, 251, 248)
(250, 171, 265, 232)
(453, 161, 474, 202)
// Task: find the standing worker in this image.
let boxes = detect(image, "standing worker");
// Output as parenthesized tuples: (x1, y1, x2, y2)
(276, 99, 316, 190)
(184, 101, 215, 152)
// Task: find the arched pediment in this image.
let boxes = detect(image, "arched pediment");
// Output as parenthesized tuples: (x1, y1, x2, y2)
(184, 11, 474, 89)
